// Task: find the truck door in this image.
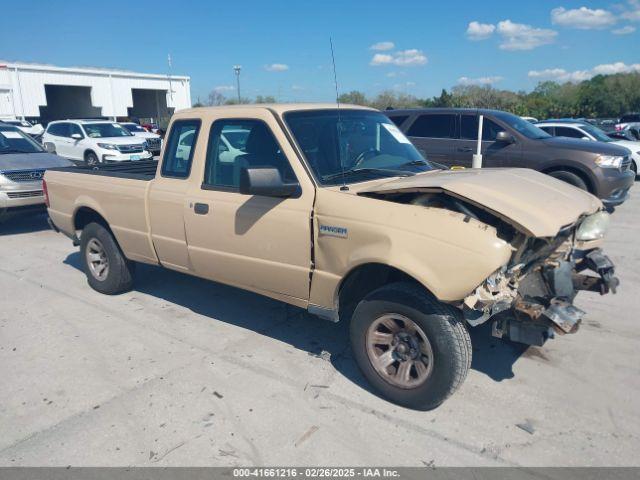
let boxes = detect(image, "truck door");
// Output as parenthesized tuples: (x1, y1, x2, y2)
(453, 114, 521, 168)
(183, 115, 313, 303)
(148, 119, 202, 271)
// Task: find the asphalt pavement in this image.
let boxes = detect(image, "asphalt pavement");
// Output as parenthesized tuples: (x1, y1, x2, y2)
(0, 184, 638, 466)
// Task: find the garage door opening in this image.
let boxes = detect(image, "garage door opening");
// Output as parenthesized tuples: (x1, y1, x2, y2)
(39, 85, 103, 124)
(127, 88, 174, 128)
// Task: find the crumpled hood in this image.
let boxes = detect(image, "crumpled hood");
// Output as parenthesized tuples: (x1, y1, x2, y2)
(0, 152, 73, 172)
(359, 168, 602, 237)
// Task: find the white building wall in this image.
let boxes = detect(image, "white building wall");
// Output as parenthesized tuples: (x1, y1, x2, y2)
(0, 62, 191, 119)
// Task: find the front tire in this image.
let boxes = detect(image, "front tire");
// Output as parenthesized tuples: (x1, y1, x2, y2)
(85, 151, 99, 166)
(80, 222, 134, 294)
(350, 282, 471, 410)
(547, 170, 588, 191)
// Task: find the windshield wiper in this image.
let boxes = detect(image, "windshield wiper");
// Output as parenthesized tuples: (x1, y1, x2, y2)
(323, 167, 413, 182)
(400, 160, 429, 167)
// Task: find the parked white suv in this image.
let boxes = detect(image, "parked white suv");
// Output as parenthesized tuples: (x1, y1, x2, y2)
(120, 122, 163, 156)
(42, 120, 152, 165)
(537, 120, 639, 175)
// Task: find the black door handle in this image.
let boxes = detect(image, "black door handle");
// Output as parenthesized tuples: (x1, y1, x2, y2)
(193, 203, 209, 215)
(457, 147, 474, 152)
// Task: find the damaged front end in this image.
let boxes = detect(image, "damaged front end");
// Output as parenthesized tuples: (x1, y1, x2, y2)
(463, 214, 619, 346)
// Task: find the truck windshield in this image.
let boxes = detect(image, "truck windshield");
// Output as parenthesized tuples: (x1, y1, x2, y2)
(493, 111, 551, 140)
(0, 125, 45, 154)
(84, 123, 132, 138)
(285, 109, 435, 185)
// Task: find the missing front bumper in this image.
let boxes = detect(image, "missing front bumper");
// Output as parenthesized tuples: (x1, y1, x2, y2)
(466, 248, 618, 346)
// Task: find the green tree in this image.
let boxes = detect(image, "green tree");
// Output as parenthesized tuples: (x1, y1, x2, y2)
(338, 90, 368, 105)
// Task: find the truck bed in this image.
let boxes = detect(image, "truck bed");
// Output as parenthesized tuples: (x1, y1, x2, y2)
(50, 160, 158, 181)
(45, 160, 159, 265)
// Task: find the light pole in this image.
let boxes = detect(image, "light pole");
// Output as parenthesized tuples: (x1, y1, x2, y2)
(233, 65, 242, 103)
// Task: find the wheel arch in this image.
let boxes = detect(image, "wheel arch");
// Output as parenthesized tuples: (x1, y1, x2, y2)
(541, 163, 595, 194)
(83, 149, 98, 161)
(336, 262, 434, 322)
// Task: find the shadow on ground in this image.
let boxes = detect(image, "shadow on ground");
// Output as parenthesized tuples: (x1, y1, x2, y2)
(64, 250, 527, 399)
(0, 213, 50, 236)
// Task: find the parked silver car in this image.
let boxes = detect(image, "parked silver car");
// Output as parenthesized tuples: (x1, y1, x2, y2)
(0, 122, 73, 222)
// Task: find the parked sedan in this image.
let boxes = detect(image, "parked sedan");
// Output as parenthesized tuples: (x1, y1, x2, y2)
(536, 120, 639, 176)
(386, 108, 635, 208)
(0, 122, 73, 222)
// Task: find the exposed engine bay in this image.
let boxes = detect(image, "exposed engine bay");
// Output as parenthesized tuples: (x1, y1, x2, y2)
(363, 189, 619, 346)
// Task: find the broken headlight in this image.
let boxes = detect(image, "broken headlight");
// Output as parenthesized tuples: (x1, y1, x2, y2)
(576, 211, 610, 241)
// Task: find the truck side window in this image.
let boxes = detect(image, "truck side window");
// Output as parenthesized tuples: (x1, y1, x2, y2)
(161, 120, 201, 178)
(203, 119, 296, 190)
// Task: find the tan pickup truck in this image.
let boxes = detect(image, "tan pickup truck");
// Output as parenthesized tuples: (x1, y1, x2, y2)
(45, 104, 619, 409)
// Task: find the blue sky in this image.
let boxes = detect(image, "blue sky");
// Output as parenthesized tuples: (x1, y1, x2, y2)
(1, 0, 638, 102)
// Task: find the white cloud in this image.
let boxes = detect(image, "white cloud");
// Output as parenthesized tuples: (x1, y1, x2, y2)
(529, 62, 640, 82)
(264, 63, 289, 72)
(291, 84, 305, 91)
(393, 49, 428, 66)
(592, 61, 640, 75)
(392, 81, 416, 90)
(466, 21, 496, 40)
(612, 25, 636, 34)
(497, 20, 558, 50)
(370, 49, 427, 66)
(213, 85, 235, 92)
(551, 7, 617, 29)
(370, 41, 395, 51)
(371, 54, 393, 65)
(457, 76, 504, 86)
(621, 0, 640, 21)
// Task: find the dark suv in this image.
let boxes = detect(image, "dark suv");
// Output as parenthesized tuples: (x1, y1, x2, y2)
(386, 108, 634, 208)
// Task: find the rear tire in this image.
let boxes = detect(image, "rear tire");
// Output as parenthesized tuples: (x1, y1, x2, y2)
(350, 282, 471, 410)
(85, 151, 99, 166)
(547, 170, 588, 191)
(631, 160, 637, 178)
(80, 222, 134, 294)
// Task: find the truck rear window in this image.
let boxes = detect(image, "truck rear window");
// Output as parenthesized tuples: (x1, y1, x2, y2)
(161, 120, 201, 178)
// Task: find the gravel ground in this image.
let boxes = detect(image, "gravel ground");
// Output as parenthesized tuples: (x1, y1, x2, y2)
(0, 184, 638, 466)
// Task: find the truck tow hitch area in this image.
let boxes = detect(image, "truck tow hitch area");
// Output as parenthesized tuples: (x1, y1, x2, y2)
(464, 248, 618, 347)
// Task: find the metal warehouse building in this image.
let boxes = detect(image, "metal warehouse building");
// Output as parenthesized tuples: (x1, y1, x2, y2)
(0, 61, 191, 125)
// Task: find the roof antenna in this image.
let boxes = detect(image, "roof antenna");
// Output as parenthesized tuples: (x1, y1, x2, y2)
(330, 37, 348, 191)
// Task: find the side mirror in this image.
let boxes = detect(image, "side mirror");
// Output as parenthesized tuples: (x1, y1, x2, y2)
(239, 167, 300, 198)
(495, 131, 514, 143)
(71, 133, 83, 140)
(581, 136, 591, 141)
